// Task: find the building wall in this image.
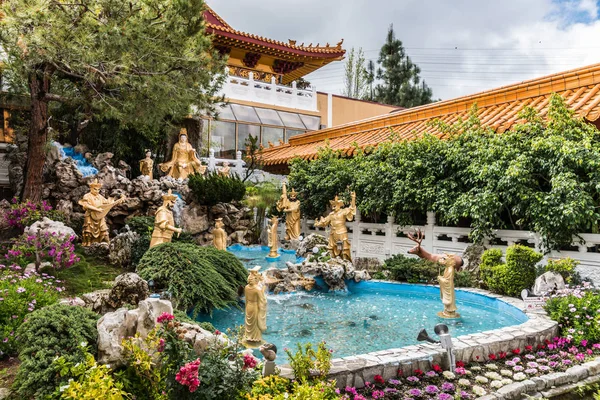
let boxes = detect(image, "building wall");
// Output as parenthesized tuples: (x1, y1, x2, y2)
(316, 92, 401, 128)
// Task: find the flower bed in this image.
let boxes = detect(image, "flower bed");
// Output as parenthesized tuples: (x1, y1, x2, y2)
(336, 337, 600, 399)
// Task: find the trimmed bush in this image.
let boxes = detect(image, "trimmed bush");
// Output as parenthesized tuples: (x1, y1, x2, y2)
(454, 270, 474, 288)
(545, 257, 581, 284)
(382, 254, 440, 284)
(137, 242, 248, 315)
(188, 171, 246, 206)
(480, 245, 543, 296)
(13, 304, 99, 399)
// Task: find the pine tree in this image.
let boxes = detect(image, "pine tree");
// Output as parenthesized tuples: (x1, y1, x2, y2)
(342, 47, 369, 100)
(375, 25, 434, 107)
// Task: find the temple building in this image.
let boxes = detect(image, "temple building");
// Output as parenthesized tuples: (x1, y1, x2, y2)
(260, 63, 600, 173)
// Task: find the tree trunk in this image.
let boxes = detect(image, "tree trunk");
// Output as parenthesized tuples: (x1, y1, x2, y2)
(22, 70, 50, 202)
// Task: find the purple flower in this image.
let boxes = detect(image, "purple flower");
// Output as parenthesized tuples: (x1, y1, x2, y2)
(407, 376, 420, 383)
(16, 287, 26, 294)
(441, 382, 455, 393)
(408, 388, 422, 397)
(563, 359, 572, 365)
(438, 394, 453, 400)
(425, 385, 439, 394)
(459, 391, 471, 399)
(389, 379, 401, 385)
(425, 371, 437, 378)
(513, 366, 524, 371)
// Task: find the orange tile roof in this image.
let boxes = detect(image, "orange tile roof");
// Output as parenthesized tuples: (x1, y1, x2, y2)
(261, 63, 600, 167)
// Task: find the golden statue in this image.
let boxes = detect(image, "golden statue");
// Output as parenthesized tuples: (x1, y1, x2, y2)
(139, 149, 154, 179)
(276, 183, 301, 240)
(408, 229, 462, 319)
(159, 128, 202, 179)
(314, 192, 356, 261)
(213, 218, 227, 251)
(150, 190, 182, 248)
(218, 161, 231, 177)
(267, 216, 279, 259)
(243, 268, 267, 347)
(78, 179, 126, 246)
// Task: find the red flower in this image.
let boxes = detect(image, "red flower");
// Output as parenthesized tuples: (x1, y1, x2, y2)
(488, 354, 497, 360)
(455, 361, 465, 368)
(525, 345, 533, 352)
(537, 344, 546, 350)
(414, 369, 424, 376)
(156, 312, 175, 324)
(243, 354, 258, 369)
(214, 330, 221, 335)
(374, 375, 385, 384)
(498, 351, 507, 359)
(512, 348, 521, 355)
(397, 369, 403, 376)
(432, 364, 442, 373)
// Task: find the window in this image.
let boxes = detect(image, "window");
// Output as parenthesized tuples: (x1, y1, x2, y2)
(211, 121, 236, 159)
(231, 104, 261, 124)
(286, 129, 305, 140)
(237, 124, 260, 155)
(216, 104, 236, 121)
(255, 108, 283, 125)
(277, 111, 306, 129)
(261, 127, 284, 146)
(299, 114, 320, 131)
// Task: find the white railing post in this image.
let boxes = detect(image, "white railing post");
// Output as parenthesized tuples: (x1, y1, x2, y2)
(311, 85, 317, 110)
(235, 151, 244, 177)
(248, 71, 254, 87)
(352, 209, 361, 259)
(291, 81, 298, 109)
(208, 149, 216, 172)
(385, 215, 395, 257)
(269, 76, 277, 105)
(425, 211, 436, 252)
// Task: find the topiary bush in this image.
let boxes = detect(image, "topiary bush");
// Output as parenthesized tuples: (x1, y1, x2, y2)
(13, 304, 99, 399)
(137, 242, 248, 315)
(382, 254, 440, 283)
(480, 245, 543, 297)
(188, 171, 246, 206)
(545, 257, 581, 284)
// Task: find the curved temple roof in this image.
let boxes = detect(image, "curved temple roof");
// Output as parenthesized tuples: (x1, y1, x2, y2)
(260, 63, 600, 169)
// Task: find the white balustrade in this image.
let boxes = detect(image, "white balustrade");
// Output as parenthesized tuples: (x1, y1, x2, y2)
(220, 67, 318, 112)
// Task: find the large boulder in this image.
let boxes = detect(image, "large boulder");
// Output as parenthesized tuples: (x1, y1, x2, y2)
(97, 308, 138, 367)
(533, 271, 566, 296)
(24, 217, 77, 239)
(82, 289, 112, 314)
(181, 203, 210, 234)
(107, 273, 149, 309)
(109, 228, 140, 268)
(296, 233, 328, 258)
(137, 298, 174, 337)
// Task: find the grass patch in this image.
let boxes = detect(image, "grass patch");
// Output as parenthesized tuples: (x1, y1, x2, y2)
(49, 251, 122, 296)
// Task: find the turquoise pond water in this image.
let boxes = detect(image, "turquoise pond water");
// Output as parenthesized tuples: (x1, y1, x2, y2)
(198, 247, 528, 358)
(227, 244, 303, 271)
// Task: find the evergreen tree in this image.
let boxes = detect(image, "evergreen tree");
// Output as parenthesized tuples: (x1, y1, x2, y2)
(375, 25, 434, 107)
(366, 60, 376, 101)
(342, 47, 369, 99)
(0, 0, 226, 201)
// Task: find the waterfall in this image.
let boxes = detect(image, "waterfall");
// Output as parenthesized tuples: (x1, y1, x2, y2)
(172, 192, 185, 226)
(52, 142, 98, 177)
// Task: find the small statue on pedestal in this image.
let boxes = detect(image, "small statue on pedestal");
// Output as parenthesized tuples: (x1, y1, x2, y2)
(213, 218, 227, 251)
(259, 343, 277, 377)
(218, 161, 231, 177)
(139, 149, 154, 179)
(314, 192, 356, 261)
(150, 190, 182, 248)
(78, 179, 126, 246)
(243, 269, 267, 347)
(408, 229, 463, 319)
(159, 128, 202, 179)
(266, 216, 280, 260)
(276, 183, 301, 241)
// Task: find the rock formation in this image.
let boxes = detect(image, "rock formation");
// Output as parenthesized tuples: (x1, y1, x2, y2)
(533, 271, 566, 296)
(24, 217, 77, 239)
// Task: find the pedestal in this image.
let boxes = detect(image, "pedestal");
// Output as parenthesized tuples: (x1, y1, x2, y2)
(263, 360, 276, 377)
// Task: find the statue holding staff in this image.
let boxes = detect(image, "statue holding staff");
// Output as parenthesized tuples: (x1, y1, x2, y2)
(314, 192, 356, 261)
(276, 183, 301, 241)
(150, 190, 182, 248)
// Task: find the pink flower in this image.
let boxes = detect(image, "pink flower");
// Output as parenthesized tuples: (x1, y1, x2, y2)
(156, 312, 175, 324)
(243, 353, 258, 369)
(175, 359, 201, 393)
(16, 287, 25, 293)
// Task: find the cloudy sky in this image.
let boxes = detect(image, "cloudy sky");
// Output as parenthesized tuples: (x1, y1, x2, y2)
(209, 0, 600, 101)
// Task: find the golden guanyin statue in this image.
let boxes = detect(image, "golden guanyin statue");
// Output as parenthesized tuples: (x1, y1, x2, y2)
(139, 149, 154, 179)
(267, 216, 279, 258)
(78, 179, 125, 246)
(150, 190, 182, 248)
(314, 192, 356, 261)
(243, 268, 267, 347)
(408, 229, 463, 318)
(159, 128, 202, 179)
(213, 218, 227, 251)
(276, 183, 301, 240)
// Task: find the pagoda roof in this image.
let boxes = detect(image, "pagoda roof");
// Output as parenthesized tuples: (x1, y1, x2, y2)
(203, 6, 345, 82)
(260, 63, 600, 169)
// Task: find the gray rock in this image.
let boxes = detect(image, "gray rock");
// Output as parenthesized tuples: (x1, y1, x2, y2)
(97, 308, 137, 367)
(24, 217, 77, 239)
(296, 233, 328, 258)
(82, 289, 111, 313)
(181, 203, 210, 234)
(59, 297, 86, 307)
(533, 271, 565, 296)
(109, 228, 140, 268)
(107, 273, 149, 309)
(83, 242, 110, 260)
(137, 298, 173, 337)
(0, 387, 10, 400)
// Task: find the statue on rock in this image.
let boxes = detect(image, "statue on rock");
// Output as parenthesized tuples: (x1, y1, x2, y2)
(314, 192, 356, 261)
(408, 229, 463, 319)
(78, 179, 126, 246)
(150, 190, 182, 248)
(213, 218, 227, 251)
(276, 183, 301, 241)
(159, 128, 202, 179)
(243, 267, 267, 347)
(139, 149, 154, 180)
(266, 216, 280, 259)
(218, 161, 231, 177)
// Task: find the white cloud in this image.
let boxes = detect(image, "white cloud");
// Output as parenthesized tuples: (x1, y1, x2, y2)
(208, 0, 600, 101)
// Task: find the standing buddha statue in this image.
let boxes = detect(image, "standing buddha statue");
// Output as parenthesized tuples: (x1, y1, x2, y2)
(276, 183, 301, 241)
(159, 128, 202, 179)
(243, 270, 267, 347)
(150, 189, 182, 248)
(314, 192, 356, 261)
(213, 218, 227, 251)
(267, 216, 279, 259)
(139, 149, 154, 179)
(78, 179, 125, 246)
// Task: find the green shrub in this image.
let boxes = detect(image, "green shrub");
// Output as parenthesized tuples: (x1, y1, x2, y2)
(188, 171, 246, 206)
(545, 289, 600, 343)
(126, 216, 155, 236)
(0, 270, 61, 356)
(247, 375, 291, 399)
(285, 342, 332, 383)
(173, 310, 216, 332)
(545, 257, 581, 284)
(382, 254, 439, 283)
(13, 304, 99, 399)
(454, 270, 475, 288)
(137, 242, 248, 315)
(131, 234, 151, 267)
(480, 245, 542, 296)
